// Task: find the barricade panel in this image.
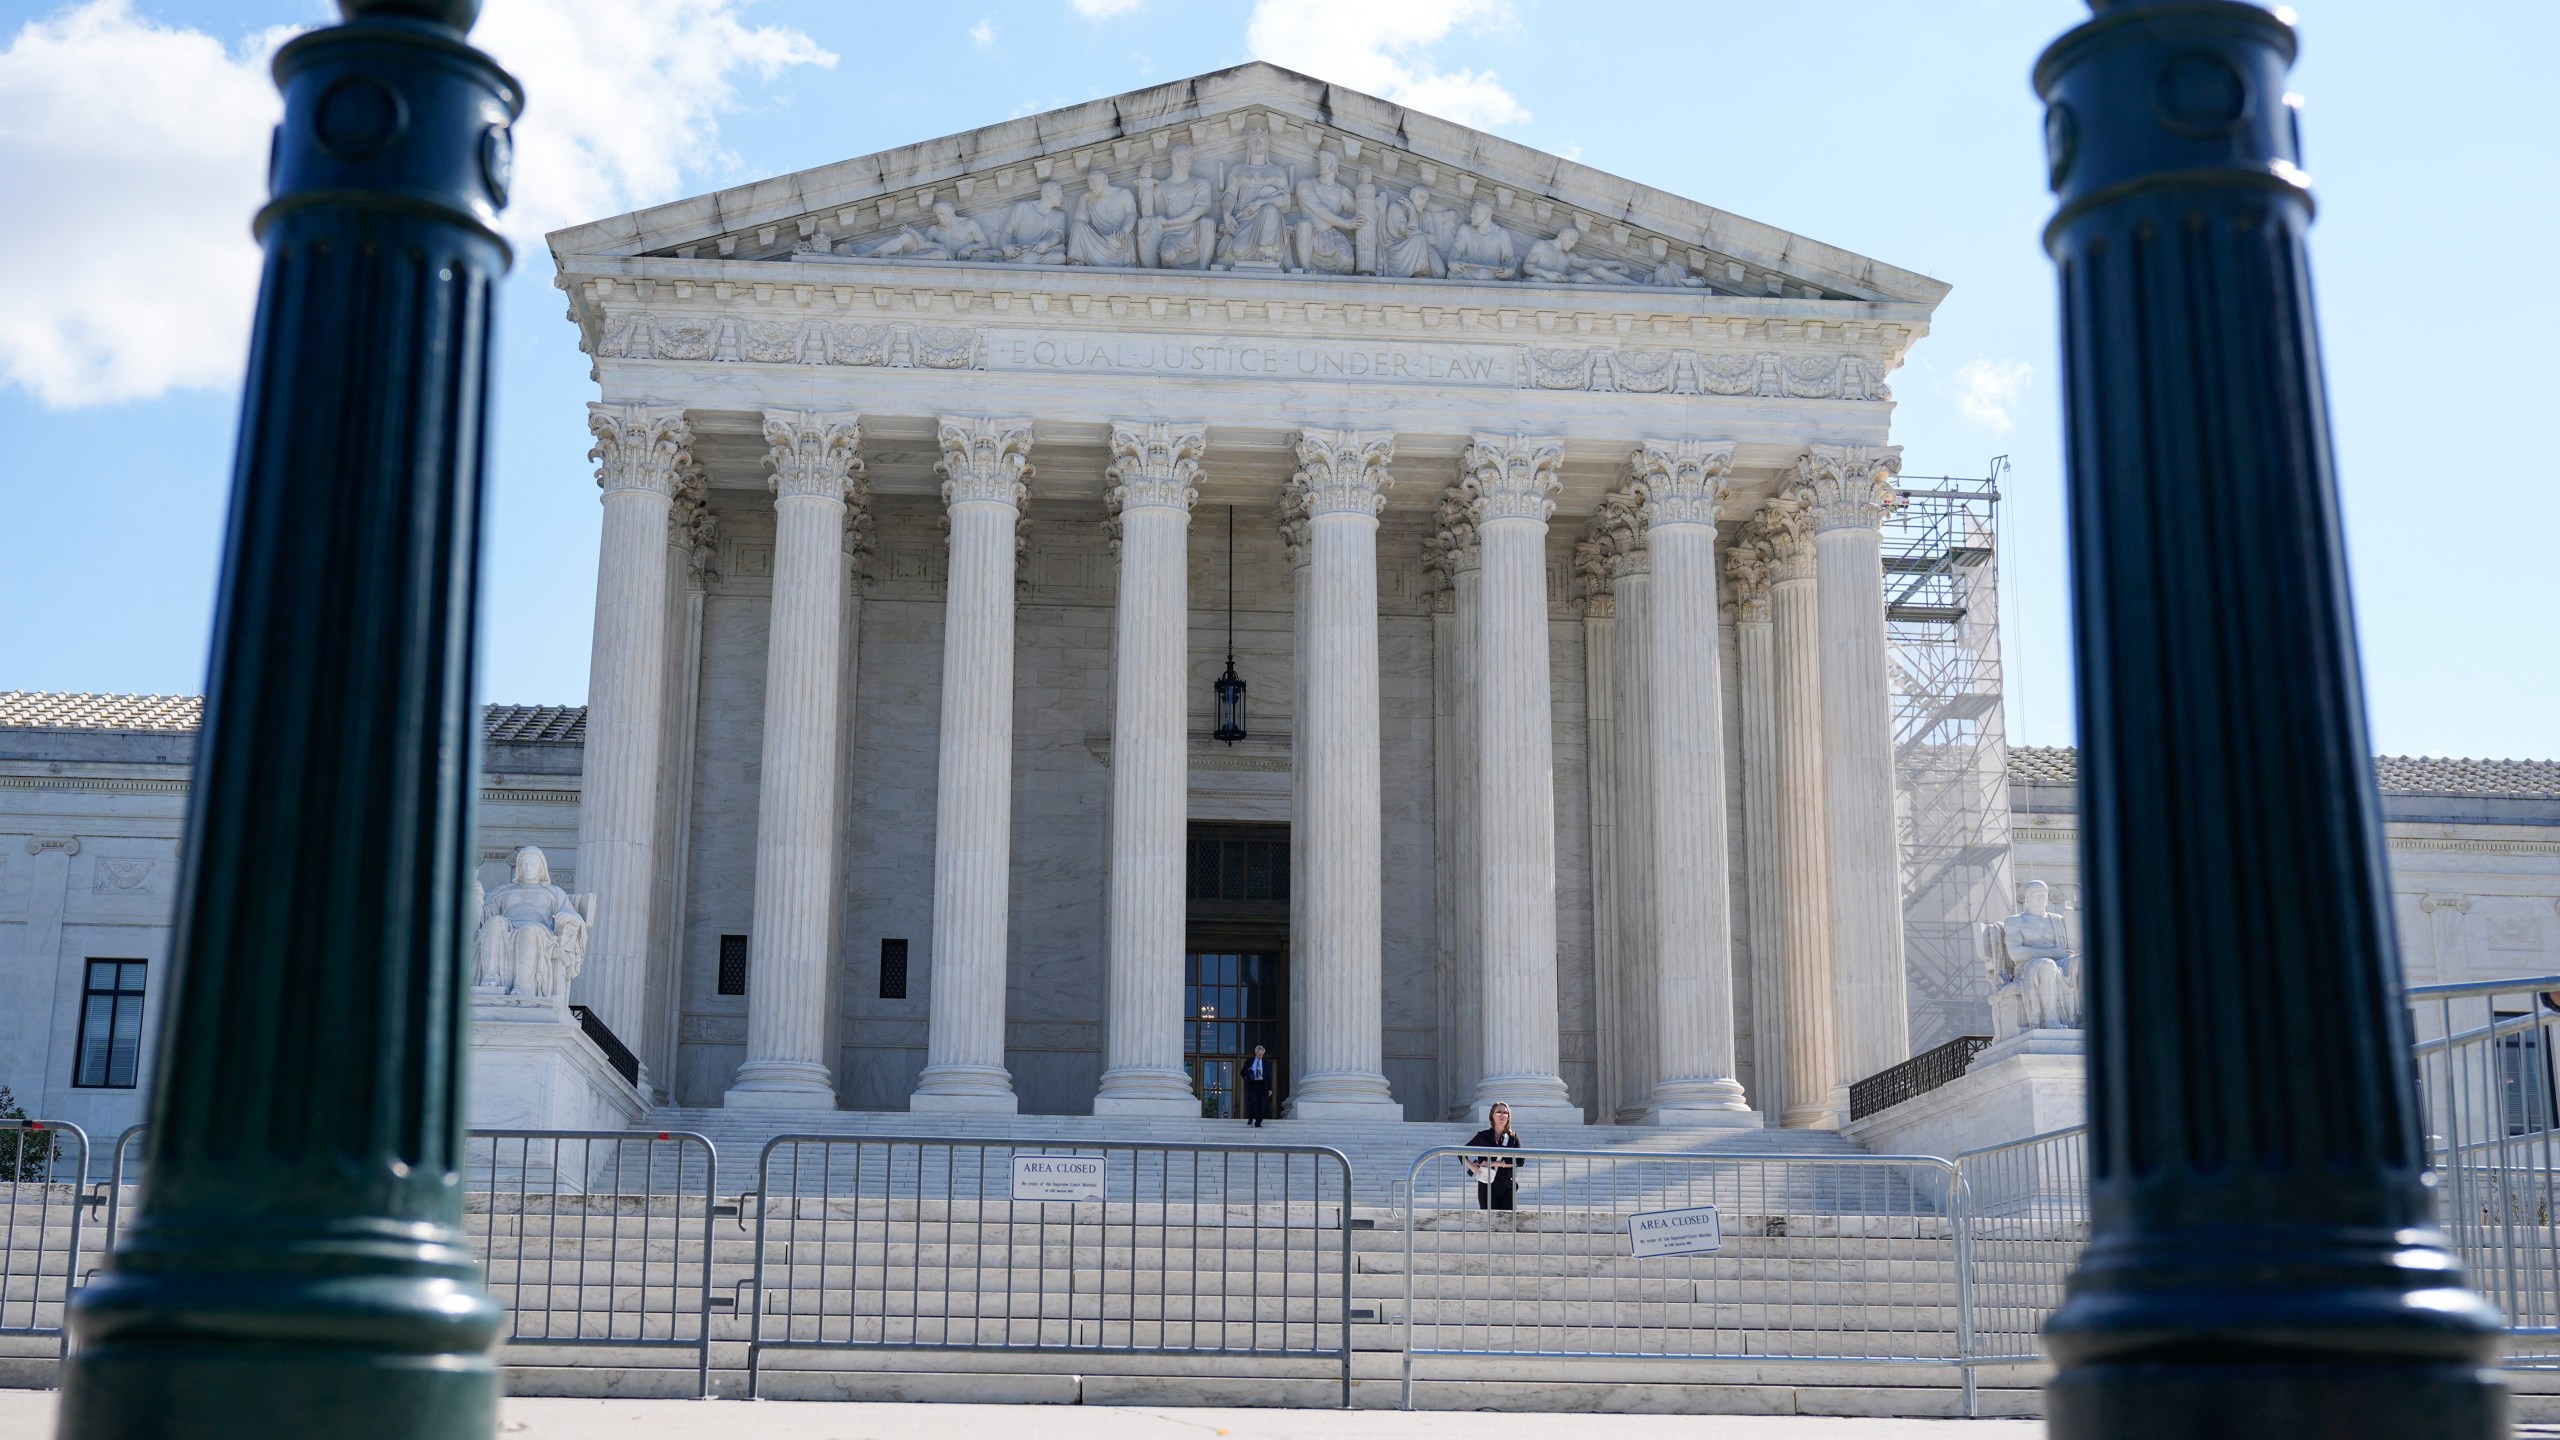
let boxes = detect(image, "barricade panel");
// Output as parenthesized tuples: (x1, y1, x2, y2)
(2410, 973, 2560, 1364)
(0, 1119, 90, 1344)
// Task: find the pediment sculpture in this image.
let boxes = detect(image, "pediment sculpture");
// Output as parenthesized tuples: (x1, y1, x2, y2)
(473, 846, 593, 1011)
(785, 130, 1722, 293)
(1978, 880, 2082, 1039)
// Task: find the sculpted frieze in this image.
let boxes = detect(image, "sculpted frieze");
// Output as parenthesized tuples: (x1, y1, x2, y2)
(773, 125, 1748, 296)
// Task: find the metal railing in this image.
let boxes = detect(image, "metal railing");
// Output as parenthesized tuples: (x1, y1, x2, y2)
(1849, 1035, 1993, 1121)
(1952, 1124, 2089, 1405)
(1395, 1145, 1966, 1408)
(567, 1005, 643, 1088)
(746, 1136, 1353, 1404)
(466, 1129, 720, 1397)
(2409, 972, 2560, 1362)
(1, 1119, 91, 1350)
(101, 1125, 145, 1256)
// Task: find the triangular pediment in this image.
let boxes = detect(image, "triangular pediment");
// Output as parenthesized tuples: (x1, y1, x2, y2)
(547, 62, 1947, 311)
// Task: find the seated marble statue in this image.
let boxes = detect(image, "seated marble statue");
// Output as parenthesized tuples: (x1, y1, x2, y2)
(1135, 146, 1217, 269)
(854, 201, 995, 261)
(1445, 200, 1521, 281)
(1066, 167, 1140, 267)
(1215, 128, 1292, 268)
(1289, 148, 1365, 275)
(995, 181, 1069, 263)
(473, 846, 593, 1004)
(1381, 185, 1457, 279)
(1978, 880, 2081, 1039)
(1522, 225, 1641, 285)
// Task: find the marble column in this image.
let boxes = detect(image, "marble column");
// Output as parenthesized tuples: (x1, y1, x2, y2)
(911, 416, 1034, 1114)
(1094, 422, 1204, 1116)
(1574, 544, 1620, 1125)
(1426, 495, 1483, 1120)
(1631, 441, 1754, 1125)
(1728, 533, 1786, 1123)
(1758, 496, 1843, 1127)
(1288, 429, 1403, 1119)
(726, 410, 864, 1109)
(1459, 434, 1579, 1126)
(575, 402, 691, 1095)
(1798, 445, 1910, 1087)
(1584, 490, 1653, 1123)
(1281, 484, 1312, 1099)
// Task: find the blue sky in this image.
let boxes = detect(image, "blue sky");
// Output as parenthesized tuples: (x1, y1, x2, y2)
(1, 0, 2550, 760)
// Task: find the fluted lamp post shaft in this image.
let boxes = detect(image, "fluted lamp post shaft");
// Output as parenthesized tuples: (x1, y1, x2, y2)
(2036, 3, 2503, 1434)
(60, 4, 517, 1437)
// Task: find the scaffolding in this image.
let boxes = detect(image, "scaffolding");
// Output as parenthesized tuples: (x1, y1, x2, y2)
(1884, 460, 2016, 1052)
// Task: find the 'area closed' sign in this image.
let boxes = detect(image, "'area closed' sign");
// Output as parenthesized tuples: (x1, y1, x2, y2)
(1627, 1204, 1724, 1259)
(1011, 1155, 1107, 1203)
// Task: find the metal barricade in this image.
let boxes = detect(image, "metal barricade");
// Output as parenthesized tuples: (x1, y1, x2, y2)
(1395, 1145, 1962, 1409)
(746, 1137, 1353, 1404)
(100, 1125, 145, 1258)
(1, 1119, 91, 1350)
(2409, 973, 2560, 1362)
(1952, 1125, 2088, 1410)
(466, 1129, 720, 1398)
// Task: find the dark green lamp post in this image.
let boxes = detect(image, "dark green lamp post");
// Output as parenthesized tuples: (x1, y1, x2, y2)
(2035, 2, 2503, 1435)
(59, 3, 518, 1437)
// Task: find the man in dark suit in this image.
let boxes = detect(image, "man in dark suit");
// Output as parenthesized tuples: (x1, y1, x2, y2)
(1242, 1045, 1273, 1127)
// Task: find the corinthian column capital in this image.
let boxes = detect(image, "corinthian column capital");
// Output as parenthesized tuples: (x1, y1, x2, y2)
(1105, 422, 1206, 514)
(1630, 439, 1737, 529)
(1422, 487, 1481, 587)
(1276, 477, 1313, 569)
(1295, 428, 1397, 518)
(762, 409, 864, 503)
(1749, 495, 1819, 583)
(1724, 535, 1774, 622)
(1459, 433, 1565, 524)
(1795, 443, 1904, 532)
(588, 402, 692, 498)
(936, 416, 1036, 510)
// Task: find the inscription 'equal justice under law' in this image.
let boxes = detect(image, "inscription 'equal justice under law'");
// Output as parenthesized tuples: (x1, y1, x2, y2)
(1004, 335, 1513, 384)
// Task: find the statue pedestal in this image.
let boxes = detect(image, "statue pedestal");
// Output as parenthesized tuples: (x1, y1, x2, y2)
(1844, 1030, 2086, 1161)
(468, 1000, 646, 1135)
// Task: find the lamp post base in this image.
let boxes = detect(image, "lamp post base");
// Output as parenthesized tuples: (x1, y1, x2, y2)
(2048, 1361, 2505, 1440)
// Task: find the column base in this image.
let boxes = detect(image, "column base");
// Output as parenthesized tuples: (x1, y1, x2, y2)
(1288, 1096, 1407, 1122)
(1093, 1065, 1198, 1117)
(1289, 1068, 1399, 1117)
(1780, 1102, 1847, 1130)
(910, 1062, 1019, 1115)
(1644, 1099, 1762, 1129)
(1644, 1077, 1752, 1123)
(1472, 1072, 1584, 1130)
(723, 1059, 838, 1110)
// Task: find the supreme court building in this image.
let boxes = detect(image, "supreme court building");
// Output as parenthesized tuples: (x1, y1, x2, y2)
(538, 61, 1951, 1129)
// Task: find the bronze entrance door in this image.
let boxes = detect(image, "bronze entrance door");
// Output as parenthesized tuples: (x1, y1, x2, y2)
(1185, 822, 1289, 1119)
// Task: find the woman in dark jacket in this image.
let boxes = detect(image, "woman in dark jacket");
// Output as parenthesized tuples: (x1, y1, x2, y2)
(1465, 1103, 1523, 1210)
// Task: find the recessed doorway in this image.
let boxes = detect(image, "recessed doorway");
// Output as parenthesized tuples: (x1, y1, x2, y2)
(1185, 822, 1289, 1119)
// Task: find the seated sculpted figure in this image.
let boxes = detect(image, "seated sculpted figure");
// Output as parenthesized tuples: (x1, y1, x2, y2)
(1216, 128, 1292, 268)
(1289, 148, 1365, 275)
(1445, 200, 1521, 281)
(855, 200, 995, 261)
(1135, 146, 1217, 269)
(1381, 185, 1457, 279)
(1978, 880, 2081, 1039)
(1066, 166, 1139, 266)
(995, 181, 1068, 263)
(1522, 225, 1641, 285)
(474, 846, 593, 1004)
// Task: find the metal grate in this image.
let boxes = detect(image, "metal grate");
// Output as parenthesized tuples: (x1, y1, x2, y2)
(878, 938, 908, 1000)
(1186, 832, 1289, 902)
(717, 934, 748, 996)
(1848, 1035, 1992, 1121)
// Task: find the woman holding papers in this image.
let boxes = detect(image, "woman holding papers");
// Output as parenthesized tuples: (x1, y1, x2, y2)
(1464, 1103, 1523, 1211)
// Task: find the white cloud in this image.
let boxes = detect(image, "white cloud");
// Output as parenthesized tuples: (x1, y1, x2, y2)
(1955, 358, 2032, 433)
(0, 0, 832, 410)
(1245, 0, 1527, 129)
(969, 17, 996, 49)
(1071, 0, 1145, 18)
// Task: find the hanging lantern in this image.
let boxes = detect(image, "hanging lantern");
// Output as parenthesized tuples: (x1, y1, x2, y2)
(1213, 504, 1248, 745)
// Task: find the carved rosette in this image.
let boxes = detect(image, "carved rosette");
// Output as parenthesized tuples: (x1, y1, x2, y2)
(1754, 494, 1819, 583)
(935, 416, 1036, 511)
(1459, 433, 1566, 525)
(1421, 487, 1481, 587)
(588, 402, 692, 498)
(1796, 443, 1904, 533)
(1293, 428, 1396, 518)
(1105, 422, 1207, 515)
(762, 409, 865, 503)
(1724, 533, 1774, 623)
(1629, 439, 1736, 530)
